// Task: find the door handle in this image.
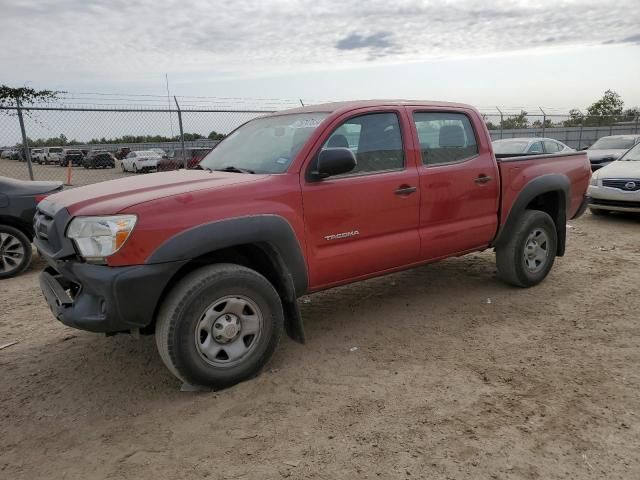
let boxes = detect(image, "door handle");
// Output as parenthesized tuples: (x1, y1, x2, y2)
(474, 175, 492, 184)
(395, 185, 417, 196)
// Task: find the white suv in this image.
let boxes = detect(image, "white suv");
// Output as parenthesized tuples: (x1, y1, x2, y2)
(36, 147, 64, 165)
(588, 142, 640, 214)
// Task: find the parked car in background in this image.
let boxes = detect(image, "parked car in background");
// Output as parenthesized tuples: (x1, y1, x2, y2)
(0, 176, 63, 278)
(83, 151, 116, 169)
(121, 150, 161, 173)
(39, 147, 64, 165)
(1, 148, 21, 160)
(34, 100, 590, 388)
(585, 135, 640, 171)
(60, 149, 84, 167)
(492, 137, 574, 155)
(115, 147, 131, 160)
(150, 148, 168, 158)
(588, 142, 640, 215)
(31, 149, 45, 163)
(157, 147, 213, 171)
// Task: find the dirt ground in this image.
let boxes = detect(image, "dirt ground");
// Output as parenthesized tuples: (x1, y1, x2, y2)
(1, 157, 135, 186)
(1, 212, 639, 480)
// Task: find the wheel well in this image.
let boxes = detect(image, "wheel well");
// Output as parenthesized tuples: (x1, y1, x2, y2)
(0, 216, 34, 241)
(525, 190, 566, 256)
(145, 243, 293, 334)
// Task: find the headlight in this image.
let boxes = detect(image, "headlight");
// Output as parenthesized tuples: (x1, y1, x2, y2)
(66, 215, 137, 261)
(590, 176, 598, 186)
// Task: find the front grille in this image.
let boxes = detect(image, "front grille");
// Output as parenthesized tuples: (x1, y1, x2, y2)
(591, 198, 640, 209)
(602, 179, 640, 191)
(34, 209, 54, 242)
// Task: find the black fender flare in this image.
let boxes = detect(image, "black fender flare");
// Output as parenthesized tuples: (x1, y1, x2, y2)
(493, 174, 570, 256)
(146, 215, 309, 343)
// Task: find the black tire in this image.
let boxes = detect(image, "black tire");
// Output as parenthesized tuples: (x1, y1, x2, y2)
(133, 163, 138, 173)
(155, 263, 284, 389)
(0, 225, 33, 279)
(496, 210, 557, 288)
(589, 208, 609, 216)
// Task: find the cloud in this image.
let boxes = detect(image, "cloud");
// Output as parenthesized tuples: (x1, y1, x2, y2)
(604, 33, 640, 45)
(1, 0, 639, 83)
(336, 32, 396, 51)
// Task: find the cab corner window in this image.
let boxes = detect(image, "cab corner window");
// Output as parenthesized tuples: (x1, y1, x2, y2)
(321, 112, 404, 176)
(413, 112, 478, 166)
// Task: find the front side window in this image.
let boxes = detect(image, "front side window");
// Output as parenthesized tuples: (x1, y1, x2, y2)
(320, 112, 404, 176)
(413, 112, 478, 165)
(200, 113, 329, 174)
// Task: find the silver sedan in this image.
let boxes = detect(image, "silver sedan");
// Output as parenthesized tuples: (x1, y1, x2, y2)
(492, 137, 574, 155)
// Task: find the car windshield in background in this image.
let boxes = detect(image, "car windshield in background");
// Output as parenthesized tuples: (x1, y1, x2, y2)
(49, 148, 63, 153)
(137, 151, 161, 157)
(492, 141, 529, 154)
(590, 138, 635, 150)
(620, 143, 640, 161)
(199, 113, 330, 174)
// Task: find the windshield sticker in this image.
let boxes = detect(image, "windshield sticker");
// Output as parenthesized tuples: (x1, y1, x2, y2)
(290, 118, 323, 129)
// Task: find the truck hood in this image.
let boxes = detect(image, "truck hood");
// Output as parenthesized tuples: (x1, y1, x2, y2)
(594, 160, 640, 179)
(586, 149, 626, 161)
(39, 170, 266, 216)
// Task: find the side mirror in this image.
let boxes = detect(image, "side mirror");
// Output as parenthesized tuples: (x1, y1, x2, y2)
(314, 148, 356, 179)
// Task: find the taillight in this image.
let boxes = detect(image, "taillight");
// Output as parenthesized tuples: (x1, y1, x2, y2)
(35, 194, 49, 204)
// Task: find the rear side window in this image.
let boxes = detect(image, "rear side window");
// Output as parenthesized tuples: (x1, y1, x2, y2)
(322, 112, 404, 176)
(413, 112, 478, 165)
(528, 142, 543, 154)
(544, 141, 561, 153)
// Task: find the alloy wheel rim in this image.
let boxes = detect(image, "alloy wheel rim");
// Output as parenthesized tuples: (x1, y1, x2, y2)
(523, 228, 549, 273)
(0, 232, 26, 274)
(194, 295, 263, 368)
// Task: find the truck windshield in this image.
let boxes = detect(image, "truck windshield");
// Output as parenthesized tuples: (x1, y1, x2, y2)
(492, 140, 529, 154)
(590, 137, 635, 150)
(199, 113, 329, 174)
(620, 143, 640, 161)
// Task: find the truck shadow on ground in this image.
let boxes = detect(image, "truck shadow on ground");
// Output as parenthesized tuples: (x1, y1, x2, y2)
(17, 252, 504, 407)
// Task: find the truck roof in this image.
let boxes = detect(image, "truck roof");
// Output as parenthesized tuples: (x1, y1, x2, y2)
(279, 100, 476, 115)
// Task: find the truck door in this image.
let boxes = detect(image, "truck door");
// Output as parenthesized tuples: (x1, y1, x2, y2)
(408, 109, 500, 260)
(301, 109, 421, 289)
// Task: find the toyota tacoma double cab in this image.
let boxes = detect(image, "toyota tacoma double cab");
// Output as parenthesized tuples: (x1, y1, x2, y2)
(35, 101, 590, 388)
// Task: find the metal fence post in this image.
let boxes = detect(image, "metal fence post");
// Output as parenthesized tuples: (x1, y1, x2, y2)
(16, 98, 35, 181)
(496, 106, 503, 139)
(173, 96, 187, 169)
(539, 107, 546, 138)
(635, 115, 639, 135)
(578, 123, 583, 150)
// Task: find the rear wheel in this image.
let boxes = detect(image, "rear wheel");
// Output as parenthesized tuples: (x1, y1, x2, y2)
(496, 210, 557, 288)
(133, 163, 138, 173)
(155, 264, 284, 389)
(0, 225, 32, 279)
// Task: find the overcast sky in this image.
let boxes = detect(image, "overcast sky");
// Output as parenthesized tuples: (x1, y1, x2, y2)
(1, 0, 639, 110)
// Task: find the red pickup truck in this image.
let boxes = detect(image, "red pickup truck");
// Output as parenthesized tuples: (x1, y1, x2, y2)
(36, 101, 590, 388)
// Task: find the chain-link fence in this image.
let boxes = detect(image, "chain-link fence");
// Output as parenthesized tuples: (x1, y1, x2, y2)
(1, 104, 639, 186)
(481, 111, 640, 148)
(0, 104, 273, 186)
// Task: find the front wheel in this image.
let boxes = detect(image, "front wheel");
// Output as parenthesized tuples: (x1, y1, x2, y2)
(496, 210, 557, 288)
(132, 163, 138, 173)
(155, 264, 284, 389)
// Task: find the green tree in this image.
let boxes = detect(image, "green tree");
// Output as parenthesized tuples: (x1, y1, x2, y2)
(563, 109, 584, 127)
(0, 84, 63, 107)
(500, 111, 529, 129)
(586, 90, 624, 117)
(208, 130, 226, 140)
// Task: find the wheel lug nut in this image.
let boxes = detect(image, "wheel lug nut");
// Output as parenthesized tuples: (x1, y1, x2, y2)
(215, 323, 222, 329)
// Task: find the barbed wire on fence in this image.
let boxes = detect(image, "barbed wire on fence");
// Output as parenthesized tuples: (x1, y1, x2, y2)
(1, 101, 638, 187)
